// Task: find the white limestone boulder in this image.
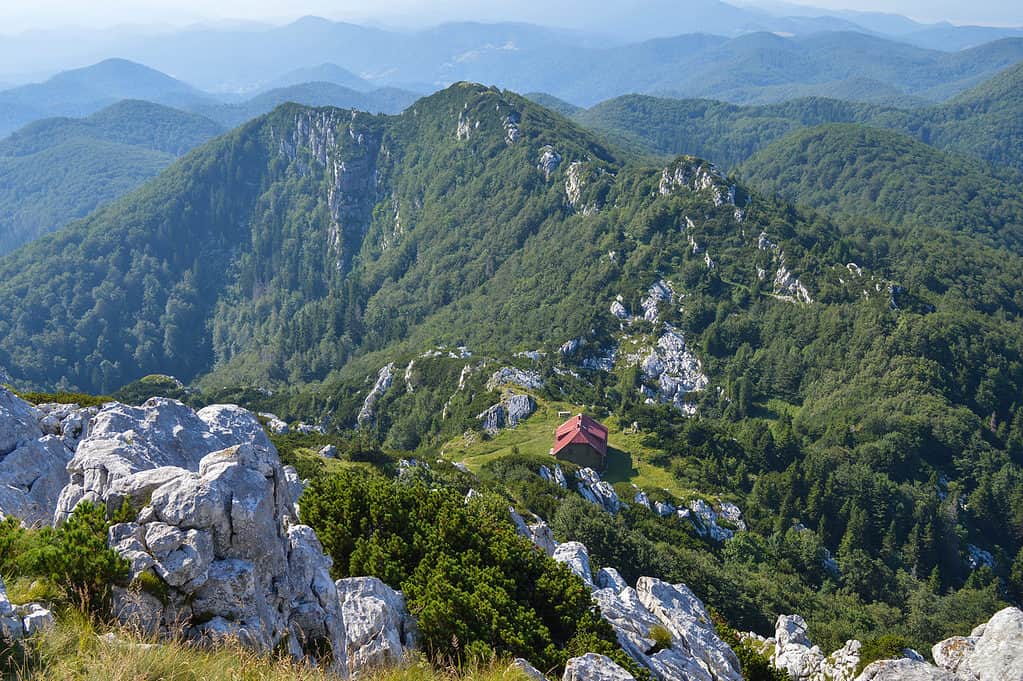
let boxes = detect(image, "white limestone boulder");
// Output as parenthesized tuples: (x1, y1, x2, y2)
(336, 576, 417, 673)
(562, 653, 635, 681)
(553, 541, 594, 588)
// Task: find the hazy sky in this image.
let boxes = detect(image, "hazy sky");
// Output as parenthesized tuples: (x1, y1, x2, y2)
(2, 0, 1022, 33)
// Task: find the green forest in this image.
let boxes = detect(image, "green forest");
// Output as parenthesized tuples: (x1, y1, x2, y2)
(2, 71, 1023, 662)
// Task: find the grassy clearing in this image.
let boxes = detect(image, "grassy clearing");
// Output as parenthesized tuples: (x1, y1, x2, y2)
(439, 395, 694, 500)
(8, 615, 534, 681)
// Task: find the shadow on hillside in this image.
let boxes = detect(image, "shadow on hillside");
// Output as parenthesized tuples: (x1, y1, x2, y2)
(603, 446, 639, 485)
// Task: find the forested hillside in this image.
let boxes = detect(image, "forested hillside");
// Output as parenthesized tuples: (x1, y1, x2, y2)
(0, 101, 223, 255)
(572, 59, 1023, 172)
(738, 124, 1023, 250)
(1, 83, 1022, 656)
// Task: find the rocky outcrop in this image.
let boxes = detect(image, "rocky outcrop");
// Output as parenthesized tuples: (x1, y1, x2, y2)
(774, 266, 813, 304)
(0, 387, 99, 525)
(337, 577, 417, 673)
(577, 468, 621, 514)
(358, 363, 395, 428)
(932, 607, 1023, 681)
(683, 500, 745, 543)
(477, 394, 536, 433)
(854, 659, 959, 681)
(641, 281, 674, 322)
(51, 399, 345, 664)
(54, 399, 273, 524)
(538, 146, 562, 181)
(540, 464, 568, 489)
(658, 159, 733, 209)
(553, 542, 594, 588)
(774, 614, 826, 680)
(635, 324, 707, 414)
(106, 441, 345, 663)
(0, 576, 54, 641)
(563, 653, 635, 681)
(486, 367, 544, 392)
(511, 658, 548, 681)
(258, 412, 289, 435)
(637, 578, 742, 681)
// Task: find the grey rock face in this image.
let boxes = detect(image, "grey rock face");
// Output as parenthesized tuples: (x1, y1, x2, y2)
(562, 653, 635, 681)
(0, 576, 53, 640)
(0, 387, 92, 525)
(107, 442, 345, 664)
(932, 636, 976, 675)
(258, 412, 289, 435)
(597, 568, 628, 594)
(853, 658, 959, 681)
(819, 639, 862, 681)
(774, 614, 825, 680)
(358, 364, 395, 428)
(477, 394, 536, 433)
(336, 577, 417, 674)
(932, 606, 1023, 681)
(537, 145, 562, 181)
(486, 367, 544, 392)
(553, 541, 594, 588)
(636, 577, 743, 681)
(55, 398, 272, 524)
(638, 325, 708, 414)
(61, 399, 345, 665)
(510, 658, 548, 681)
(641, 281, 674, 323)
(577, 468, 621, 514)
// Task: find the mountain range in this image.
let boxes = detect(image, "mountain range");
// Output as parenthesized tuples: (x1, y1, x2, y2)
(569, 57, 1023, 173)
(3, 79, 1023, 654)
(3, 16, 1023, 112)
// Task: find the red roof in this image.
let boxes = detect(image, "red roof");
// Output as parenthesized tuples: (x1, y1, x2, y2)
(552, 414, 608, 458)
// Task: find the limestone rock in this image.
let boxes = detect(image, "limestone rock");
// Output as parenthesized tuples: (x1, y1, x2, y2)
(577, 468, 621, 514)
(35, 401, 98, 451)
(641, 281, 674, 323)
(774, 614, 825, 680)
(55, 398, 272, 523)
(553, 541, 593, 588)
(486, 367, 544, 392)
(774, 266, 813, 304)
(933, 636, 976, 675)
(563, 653, 635, 681)
(634, 325, 707, 415)
(258, 412, 289, 435)
(853, 659, 959, 681)
(636, 577, 742, 681)
(477, 394, 536, 433)
(597, 568, 629, 594)
(819, 639, 862, 681)
(66, 399, 347, 665)
(337, 576, 417, 673)
(0, 387, 83, 525)
(358, 363, 395, 428)
(933, 606, 1023, 681)
(528, 520, 559, 556)
(20, 603, 55, 635)
(537, 146, 562, 181)
(511, 658, 548, 681)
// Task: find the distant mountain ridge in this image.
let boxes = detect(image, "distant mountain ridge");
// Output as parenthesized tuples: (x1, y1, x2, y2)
(570, 57, 1023, 173)
(3, 18, 1023, 115)
(0, 58, 212, 136)
(0, 100, 223, 256)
